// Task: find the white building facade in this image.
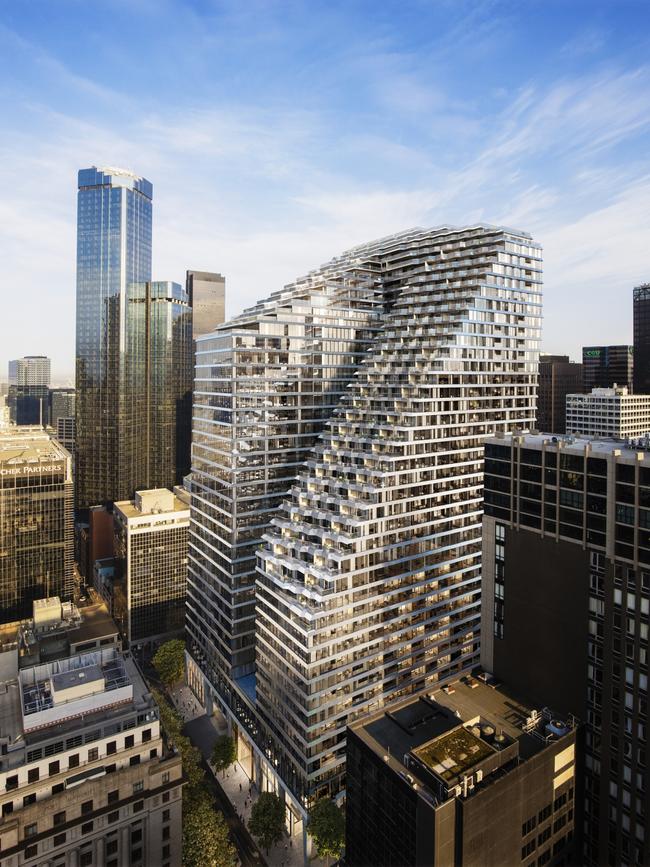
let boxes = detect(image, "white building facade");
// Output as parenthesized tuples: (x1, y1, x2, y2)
(566, 386, 650, 440)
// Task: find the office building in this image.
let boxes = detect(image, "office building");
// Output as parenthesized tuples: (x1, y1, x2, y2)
(186, 270, 226, 338)
(49, 388, 75, 427)
(148, 281, 193, 487)
(8, 357, 51, 426)
(634, 284, 650, 394)
(0, 427, 73, 621)
(566, 386, 650, 440)
(483, 432, 650, 866)
(582, 345, 633, 393)
(0, 632, 183, 867)
(346, 680, 578, 867)
(75, 167, 152, 509)
(55, 416, 75, 458)
(187, 225, 542, 810)
(113, 489, 190, 648)
(537, 355, 583, 434)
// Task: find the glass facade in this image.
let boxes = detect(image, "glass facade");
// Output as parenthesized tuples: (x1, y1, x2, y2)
(0, 428, 74, 620)
(634, 285, 650, 394)
(188, 225, 542, 803)
(75, 167, 153, 509)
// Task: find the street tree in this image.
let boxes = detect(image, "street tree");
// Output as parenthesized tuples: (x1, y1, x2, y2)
(152, 639, 185, 686)
(183, 792, 237, 867)
(211, 734, 237, 778)
(308, 798, 345, 865)
(249, 791, 285, 853)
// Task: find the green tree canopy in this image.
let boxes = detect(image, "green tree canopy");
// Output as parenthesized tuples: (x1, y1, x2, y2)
(152, 638, 185, 686)
(211, 734, 237, 777)
(249, 791, 285, 852)
(183, 791, 237, 867)
(308, 798, 345, 863)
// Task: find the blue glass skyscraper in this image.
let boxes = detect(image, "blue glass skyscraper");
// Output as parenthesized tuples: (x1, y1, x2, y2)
(75, 167, 153, 509)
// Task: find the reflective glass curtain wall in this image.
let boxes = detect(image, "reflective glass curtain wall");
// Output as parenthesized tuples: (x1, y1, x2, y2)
(75, 167, 152, 509)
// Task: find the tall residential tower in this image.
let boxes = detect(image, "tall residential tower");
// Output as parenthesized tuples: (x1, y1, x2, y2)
(187, 225, 542, 806)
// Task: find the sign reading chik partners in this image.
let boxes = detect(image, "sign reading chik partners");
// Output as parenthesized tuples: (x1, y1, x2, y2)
(0, 461, 66, 478)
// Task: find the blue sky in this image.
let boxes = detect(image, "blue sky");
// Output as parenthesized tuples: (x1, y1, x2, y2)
(1, 0, 649, 380)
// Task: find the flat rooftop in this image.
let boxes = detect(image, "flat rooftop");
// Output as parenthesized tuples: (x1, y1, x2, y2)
(114, 491, 189, 520)
(352, 678, 575, 799)
(488, 431, 650, 463)
(0, 426, 71, 466)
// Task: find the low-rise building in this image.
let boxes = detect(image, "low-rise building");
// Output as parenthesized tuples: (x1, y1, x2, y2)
(0, 641, 183, 867)
(113, 489, 190, 649)
(346, 678, 578, 867)
(566, 386, 650, 439)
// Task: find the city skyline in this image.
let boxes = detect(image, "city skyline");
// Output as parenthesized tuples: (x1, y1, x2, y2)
(1, 0, 650, 376)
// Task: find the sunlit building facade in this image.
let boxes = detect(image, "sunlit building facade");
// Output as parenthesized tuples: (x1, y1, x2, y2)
(75, 167, 153, 509)
(187, 225, 542, 805)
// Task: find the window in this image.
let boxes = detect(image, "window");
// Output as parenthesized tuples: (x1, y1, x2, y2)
(538, 849, 551, 866)
(27, 768, 39, 783)
(105, 763, 117, 775)
(108, 810, 120, 823)
(142, 729, 151, 743)
(133, 781, 144, 794)
(522, 816, 537, 836)
(133, 800, 144, 813)
(25, 822, 38, 838)
(52, 783, 64, 795)
(68, 754, 80, 769)
(88, 747, 99, 762)
(81, 821, 94, 834)
(554, 793, 568, 811)
(162, 809, 170, 821)
(107, 840, 118, 855)
(53, 810, 66, 826)
(125, 735, 135, 749)
(81, 799, 93, 815)
(538, 827, 551, 845)
(2, 801, 13, 816)
(522, 839, 536, 859)
(163, 845, 171, 859)
(5, 775, 18, 791)
(23, 793, 36, 806)
(162, 826, 170, 840)
(162, 791, 170, 803)
(107, 741, 117, 755)
(80, 852, 93, 867)
(132, 829, 143, 844)
(150, 748, 158, 759)
(108, 789, 120, 804)
(49, 760, 60, 776)
(131, 849, 142, 862)
(162, 772, 170, 785)
(130, 755, 141, 767)
(53, 832, 66, 846)
(25, 844, 38, 859)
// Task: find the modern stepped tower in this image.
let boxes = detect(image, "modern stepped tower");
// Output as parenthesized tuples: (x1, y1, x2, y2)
(187, 225, 542, 805)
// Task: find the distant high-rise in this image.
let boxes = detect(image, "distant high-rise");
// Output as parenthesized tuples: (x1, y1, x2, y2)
(582, 344, 633, 392)
(49, 387, 75, 427)
(75, 169, 191, 507)
(187, 225, 542, 807)
(75, 167, 153, 509)
(537, 354, 583, 433)
(633, 284, 650, 393)
(8, 356, 51, 425)
(0, 427, 73, 620)
(186, 270, 226, 338)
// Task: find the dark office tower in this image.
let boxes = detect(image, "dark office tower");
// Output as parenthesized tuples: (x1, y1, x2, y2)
(146, 281, 193, 487)
(0, 427, 74, 620)
(8, 356, 51, 425)
(582, 344, 633, 392)
(49, 387, 75, 426)
(75, 167, 152, 510)
(187, 225, 542, 815)
(634, 284, 650, 394)
(186, 270, 226, 338)
(483, 432, 650, 867)
(537, 354, 583, 434)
